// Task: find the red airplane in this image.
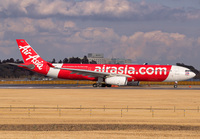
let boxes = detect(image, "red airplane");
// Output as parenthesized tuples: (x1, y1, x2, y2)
(10, 39, 196, 88)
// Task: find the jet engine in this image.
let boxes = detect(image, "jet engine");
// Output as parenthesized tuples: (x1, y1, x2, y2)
(105, 76, 127, 86)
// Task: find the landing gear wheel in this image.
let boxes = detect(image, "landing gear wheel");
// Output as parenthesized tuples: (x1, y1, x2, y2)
(97, 84, 102, 87)
(174, 81, 178, 88)
(101, 84, 106, 87)
(93, 83, 97, 87)
(106, 84, 112, 87)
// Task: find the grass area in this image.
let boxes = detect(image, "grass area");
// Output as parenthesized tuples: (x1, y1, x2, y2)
(0, 89, 200, 138)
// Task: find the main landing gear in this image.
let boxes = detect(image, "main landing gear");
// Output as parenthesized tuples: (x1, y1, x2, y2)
(92, 83, 112, 87)
(92, 77, 111, 87)
(174, 81, 178, 88)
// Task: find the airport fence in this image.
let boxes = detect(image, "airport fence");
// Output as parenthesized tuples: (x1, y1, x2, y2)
(0, 105, 200, 118)
(0, 80, 200, 85)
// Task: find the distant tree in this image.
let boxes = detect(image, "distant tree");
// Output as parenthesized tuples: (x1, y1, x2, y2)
(82, 56, 89, 64)
(69, 57, 74, 63)
(13, 69, 21, 78)
(63, 58, 68, 63)
(9, 58, 14, 63)
(2, 60, 6, 63)
(51, 58, 56, 63)
(69, 57, 81, 63)
(2, 59, 10, 63)
(16, 59, 23, 63)
(90, 60, 97, 64)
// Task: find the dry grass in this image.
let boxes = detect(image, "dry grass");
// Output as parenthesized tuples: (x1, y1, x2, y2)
(0, 130, 199, 139)
(0, 88, 200, 138)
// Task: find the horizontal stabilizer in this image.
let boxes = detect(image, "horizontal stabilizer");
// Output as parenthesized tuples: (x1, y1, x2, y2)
(7, 63, 35, 70)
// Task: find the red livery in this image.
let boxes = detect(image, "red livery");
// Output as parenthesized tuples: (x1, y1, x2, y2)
(11, 39, 196, 88)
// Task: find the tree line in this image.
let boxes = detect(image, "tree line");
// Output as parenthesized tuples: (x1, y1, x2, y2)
(50, 56, 96, 64)
(0, 58, 35, 79)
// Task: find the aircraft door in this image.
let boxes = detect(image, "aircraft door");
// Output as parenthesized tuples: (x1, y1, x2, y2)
(174, 67, 180, 81)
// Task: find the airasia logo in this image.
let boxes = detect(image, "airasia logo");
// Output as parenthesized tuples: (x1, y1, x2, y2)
(94, 65, 167, 75)
(19, 45, 43, 70)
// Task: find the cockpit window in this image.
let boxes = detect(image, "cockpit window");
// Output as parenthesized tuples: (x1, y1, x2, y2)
(185, 70, 190, 76)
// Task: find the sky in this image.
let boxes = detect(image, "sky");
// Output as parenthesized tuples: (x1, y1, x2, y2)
(0, 0, 200, 69)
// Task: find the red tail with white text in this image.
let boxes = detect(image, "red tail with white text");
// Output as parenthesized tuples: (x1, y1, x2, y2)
(16, 39, 51, 75)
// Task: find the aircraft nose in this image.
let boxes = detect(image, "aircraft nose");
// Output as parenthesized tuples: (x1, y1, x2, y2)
(190, 71, 196, 78)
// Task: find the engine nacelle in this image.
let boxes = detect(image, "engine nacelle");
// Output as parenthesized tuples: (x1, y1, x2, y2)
(105, 76, 127, 86)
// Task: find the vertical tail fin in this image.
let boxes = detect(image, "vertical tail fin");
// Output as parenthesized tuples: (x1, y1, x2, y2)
(16, 39, 50, 74)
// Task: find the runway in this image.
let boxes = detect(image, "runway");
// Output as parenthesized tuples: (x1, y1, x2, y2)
(0, 84, 200, 90)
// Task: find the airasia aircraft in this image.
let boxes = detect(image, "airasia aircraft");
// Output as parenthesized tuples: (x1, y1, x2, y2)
(10, 39, 196, 88)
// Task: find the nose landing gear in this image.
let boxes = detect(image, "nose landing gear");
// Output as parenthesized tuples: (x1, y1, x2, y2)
(174, 81, 178, 88)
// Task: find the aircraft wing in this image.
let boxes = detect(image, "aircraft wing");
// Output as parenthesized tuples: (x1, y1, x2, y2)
(54, 67, 131, 78)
